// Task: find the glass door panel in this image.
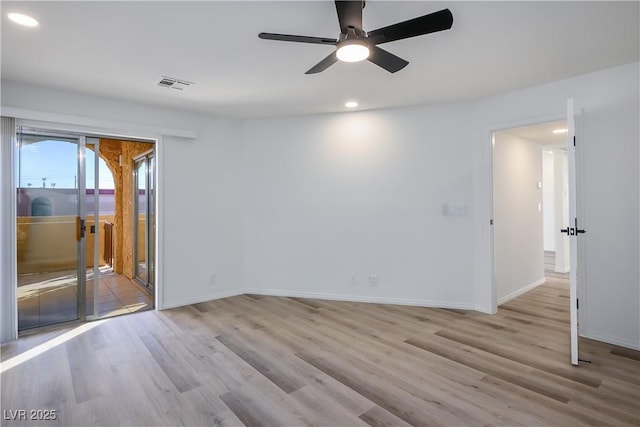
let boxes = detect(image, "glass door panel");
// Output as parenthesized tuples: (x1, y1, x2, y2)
(133, 151, 154, 293)
(85, 139, 100, 319)
(16, 133, 84, 330)
(134, 158, 147, 284)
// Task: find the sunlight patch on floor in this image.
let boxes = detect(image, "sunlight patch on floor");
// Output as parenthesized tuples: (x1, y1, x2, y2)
(0, 320, 108, 374)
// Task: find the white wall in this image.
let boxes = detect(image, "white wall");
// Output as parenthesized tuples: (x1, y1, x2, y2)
(0, 81, 245, 322)
(243, 104, 476, 308)
(160, 118, 244, 308)
(542, 150, 556, 251)
(576, 68, 640, 349)
(493, 133, 544, 304)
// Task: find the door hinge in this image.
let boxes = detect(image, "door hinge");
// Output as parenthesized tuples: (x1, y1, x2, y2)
(573, 135, 576, 146)
(577, 299, 579, 310)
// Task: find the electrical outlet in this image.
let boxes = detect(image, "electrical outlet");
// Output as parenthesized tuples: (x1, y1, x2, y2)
(368, 275, 378, 287)
(350, 275, 358, 285)
(209, 273, 217, 286)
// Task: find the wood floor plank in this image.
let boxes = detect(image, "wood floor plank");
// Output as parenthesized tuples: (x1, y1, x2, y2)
(434, 328, 602, 387)
(404, 336, 572, 403)
(477, 375, 610, 426)
(139, 333, 200, 393)
(287, 385, 371, 427)
(296, 350, 438, 427)
(212, 313, 379, 417)
(612, 345, 640, 361)
(216, 333, 305, 393)
(358, 406, 413, 427)
(220, 382, 313, 427)
(65, 335, 103, 404)
(287, 297, 322, 310)
(219, 390, 276, 427)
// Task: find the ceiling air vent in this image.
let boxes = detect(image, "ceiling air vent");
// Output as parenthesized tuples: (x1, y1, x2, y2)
(157, 76, 194, 91)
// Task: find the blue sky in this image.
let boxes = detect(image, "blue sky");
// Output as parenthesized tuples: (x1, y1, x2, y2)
(18, 139, 114, 190)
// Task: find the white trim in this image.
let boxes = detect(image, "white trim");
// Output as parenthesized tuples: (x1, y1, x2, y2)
(154, 137, 164, 311)
(243, 288, 476, 310)
(1, 117, 18, 343)
(485, 111, 565, 314)
(581, 331, 640, 351)
(160, 288, 476, 311)
(497, 277, 546, 306)
(486, 112, 566, 135)
(0, 107, 197, 139)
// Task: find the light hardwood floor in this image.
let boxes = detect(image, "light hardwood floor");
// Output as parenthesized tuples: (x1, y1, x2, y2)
(1, 276, 639, 426)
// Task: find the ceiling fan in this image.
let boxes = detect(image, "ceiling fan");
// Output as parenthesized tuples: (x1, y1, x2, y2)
(258, 1, 453, 74)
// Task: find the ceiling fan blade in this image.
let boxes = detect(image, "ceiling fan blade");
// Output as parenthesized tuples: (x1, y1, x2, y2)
(367, 46, 409, 73)
(259, 32, 337, 45)
(305, 51, 339, 74)
(335, 0, 364, 33)
(367, 8, 453, 45)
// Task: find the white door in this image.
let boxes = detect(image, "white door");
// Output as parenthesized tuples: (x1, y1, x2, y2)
(564, 99, 584, 365)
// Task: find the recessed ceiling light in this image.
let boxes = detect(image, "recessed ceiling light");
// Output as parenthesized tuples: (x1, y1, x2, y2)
(8, 12, 39, 27)
(552, 128, 568, 134)
(345, 101, 358, 108)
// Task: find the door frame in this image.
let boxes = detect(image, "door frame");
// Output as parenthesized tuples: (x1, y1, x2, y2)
(86, 136, 101, 320)
(4, 119, 161, 340)
(487, 112, 565, 312)
(132, 148, 156, 292)
(486, 108, 586, 364)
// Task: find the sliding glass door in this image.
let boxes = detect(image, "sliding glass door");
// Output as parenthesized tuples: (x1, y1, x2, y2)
(16, 128, 157, 331)
(16, 131, 88, 330)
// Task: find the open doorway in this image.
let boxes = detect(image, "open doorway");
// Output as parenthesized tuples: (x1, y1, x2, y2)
(15, 130, 156, 332)
(492, 120, 569, 306)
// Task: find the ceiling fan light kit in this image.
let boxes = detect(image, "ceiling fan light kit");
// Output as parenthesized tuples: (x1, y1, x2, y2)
(336, 40, 369, 62)
(258, 0, 453, 74)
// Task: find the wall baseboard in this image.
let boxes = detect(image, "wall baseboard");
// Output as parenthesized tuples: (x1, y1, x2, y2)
(162, 287, 475, 311)
(498, 277, 546, 306)
(242, 288, 476, 310)
(160, 288, 244, 310)
(581, 331, 640, 351)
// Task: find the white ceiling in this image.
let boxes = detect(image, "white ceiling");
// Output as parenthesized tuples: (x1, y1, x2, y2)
(1, 1, 638, 119)
(500, 120, 568, 147)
